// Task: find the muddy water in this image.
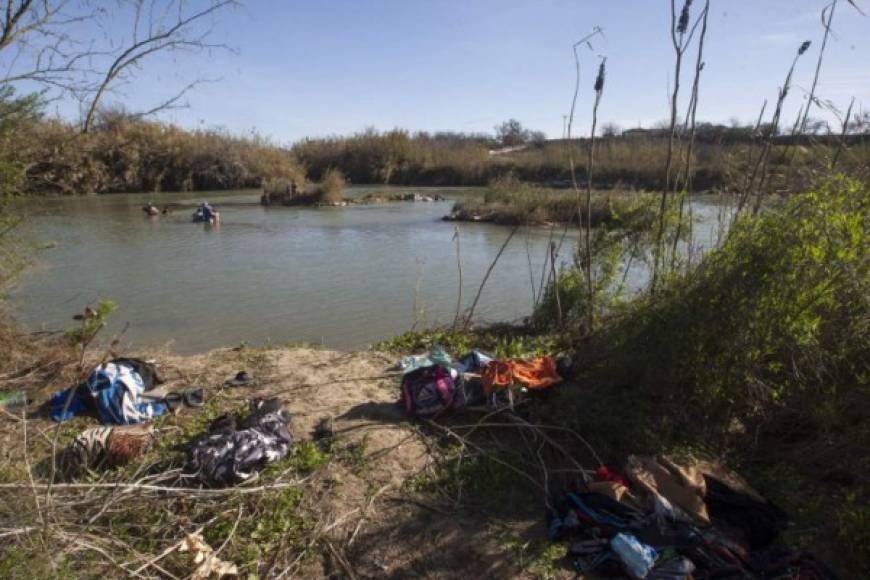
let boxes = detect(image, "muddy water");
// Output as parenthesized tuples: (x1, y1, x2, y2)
(11, 188, 729, 353)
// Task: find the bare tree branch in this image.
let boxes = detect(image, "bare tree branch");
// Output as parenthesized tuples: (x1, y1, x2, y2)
(0, 1, 101, 91)
(80, 0, 238, 133)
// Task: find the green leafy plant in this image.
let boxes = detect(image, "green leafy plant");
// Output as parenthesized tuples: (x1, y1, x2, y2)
(65, 300, 117, 348)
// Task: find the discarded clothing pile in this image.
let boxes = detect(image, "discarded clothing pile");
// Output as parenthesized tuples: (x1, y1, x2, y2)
(548, 454, 837, 579)
(186, 398, 293, 486)
(397, 346, 572, 417)
(61, 424, 156, 475)
(50, 358, 168, 425)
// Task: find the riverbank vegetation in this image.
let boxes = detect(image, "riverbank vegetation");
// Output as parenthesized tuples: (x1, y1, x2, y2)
(445, 173, 657, 227)
(292, 125, 870, 190)
(262, 170, 348, 206)
(1, 96, 866, 197)
(312, 168, 347, 204)
(3, 106, 306, 195)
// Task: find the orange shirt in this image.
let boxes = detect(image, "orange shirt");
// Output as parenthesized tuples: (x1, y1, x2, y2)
(481, 356, 562, 395)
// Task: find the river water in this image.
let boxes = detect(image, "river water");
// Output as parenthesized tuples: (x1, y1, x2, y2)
(10, 188, 729, 354)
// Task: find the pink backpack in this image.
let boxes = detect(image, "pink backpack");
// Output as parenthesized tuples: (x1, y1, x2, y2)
(400, 365, 462, 416)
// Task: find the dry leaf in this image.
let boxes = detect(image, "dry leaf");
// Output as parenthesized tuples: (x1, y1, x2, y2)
(179, 532, 239, 579)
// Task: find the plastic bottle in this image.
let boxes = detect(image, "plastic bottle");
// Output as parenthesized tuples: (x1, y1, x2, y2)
(0, 390, 29, 408)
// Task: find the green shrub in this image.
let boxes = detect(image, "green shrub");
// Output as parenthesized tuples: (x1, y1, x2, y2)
(375, 326, 558, 359)
(0, 89, 42, 290)
(606, 177, 868, 422)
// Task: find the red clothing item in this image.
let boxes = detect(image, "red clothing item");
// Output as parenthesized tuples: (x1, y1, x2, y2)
(481, 356, 562, 395)
(595, 465, 629, 488)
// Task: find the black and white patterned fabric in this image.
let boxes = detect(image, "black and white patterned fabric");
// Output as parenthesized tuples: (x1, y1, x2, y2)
(65, 426, 114, 472)
(187, 398, 293, 486)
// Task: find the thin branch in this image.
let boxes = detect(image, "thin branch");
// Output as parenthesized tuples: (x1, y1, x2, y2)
(830, 97, 855, 171)
(549, 241, 562, 328)
(652, 0, 693, 292)
(799, 1, 837, 134)
(451, 225, 463, 330)
(671, 0, 709, 271)
(583, 57, 606, 330)
(464, 225, 519, 329)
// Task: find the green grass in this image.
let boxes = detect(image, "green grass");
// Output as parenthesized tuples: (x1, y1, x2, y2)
(500, 537, 567, 580)
(404, 442, 530, 511)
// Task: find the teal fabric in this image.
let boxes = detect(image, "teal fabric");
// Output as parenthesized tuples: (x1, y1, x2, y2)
(398, 346, 453, 375)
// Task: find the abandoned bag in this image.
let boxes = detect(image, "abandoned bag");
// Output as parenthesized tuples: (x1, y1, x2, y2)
(400, 364, 464, 416)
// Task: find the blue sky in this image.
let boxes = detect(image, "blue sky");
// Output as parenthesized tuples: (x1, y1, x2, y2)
(41, 0, 870, 143)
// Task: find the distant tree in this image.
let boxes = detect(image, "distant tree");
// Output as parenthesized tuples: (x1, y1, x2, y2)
(495, 119, 530, 147)
(847, 111, 870, 134)
(601, 122, 621, 137)
(528, 130, 547, 145)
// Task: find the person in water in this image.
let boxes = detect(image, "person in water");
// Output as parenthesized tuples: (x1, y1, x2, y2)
(142, 202, 159, 216)
(199, 202, 220, 225)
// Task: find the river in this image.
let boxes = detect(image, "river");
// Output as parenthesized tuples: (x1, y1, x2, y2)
(10, 187, 730, 353)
